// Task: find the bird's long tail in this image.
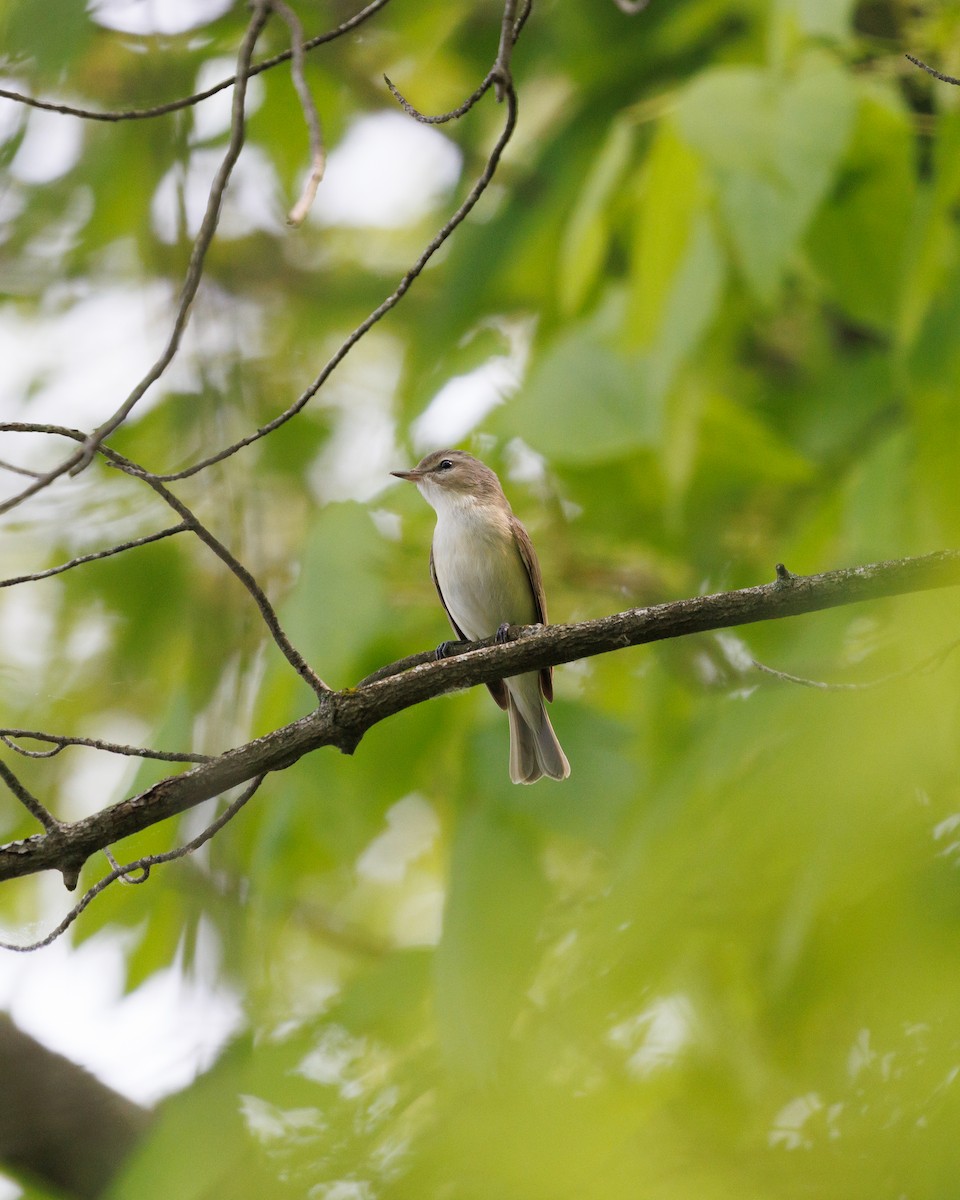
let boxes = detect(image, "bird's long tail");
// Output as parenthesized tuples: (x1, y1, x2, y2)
(507, 678, 570, 784)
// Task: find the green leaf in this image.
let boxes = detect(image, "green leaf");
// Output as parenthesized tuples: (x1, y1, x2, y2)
(2, 0, 93, 78)
(280, 502, 386, 688)
(806, 88, 915, 331)
(773, 0, 857, 44)
(558, 116, 636, 317)
(898, 106, 960, 349)
(677, 56, 857, 300)
(649, 212, 726, 397)
(627, 124, 707, 348)
(433, 806, 549, 1080)
(510, 293, 659, 464)
(697, 390, 814, 485)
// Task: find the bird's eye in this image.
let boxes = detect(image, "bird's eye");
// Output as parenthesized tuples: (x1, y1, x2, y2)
(438, 459, 453, 470)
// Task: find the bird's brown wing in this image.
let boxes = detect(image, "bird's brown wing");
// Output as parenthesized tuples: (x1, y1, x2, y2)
(430, 545, 509, 710)
(511, 516, 554, 703)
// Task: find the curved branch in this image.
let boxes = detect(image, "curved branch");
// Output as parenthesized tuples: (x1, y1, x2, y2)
(384, 72, 496, 124)
(1, 776, 264, 949)
(151, 83, 521, 482)
(0, 425, 327, 697)
(107, 453, 330, 695)
(273, 0, 327, 226)
(1, 549, 957, 889)
(0, 0, 271, 515)
(0, 0, 393, 123)
(0, 730, 210, 764)
(905, 54, 960, 86)
(0, 523, 189, 589)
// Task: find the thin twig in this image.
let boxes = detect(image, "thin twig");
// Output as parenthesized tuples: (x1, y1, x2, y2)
(105, 448, 330, 696)
(152, 83, 521, 482)
(492, 0, 519, 100)
(0, 1, 272, 516)
(0, 424, 325, 695)
(272, 0, 327, 226)
(0, 457, 43, 478)
(0, 761, 60, 832)
(513, 0, 534, 38)
(0, 523, 190, 589)
(0, 776, 264, 951)
(905, 54, 960, 86)
(382, 0, 528, 122)
(0, 731, 210, 764)
(104, 846, 149, 884)
(384, 73, 496, 124)
(356, 645, 469, 687)
(0, 0, 392, 123)
(751, 636, 960, 692)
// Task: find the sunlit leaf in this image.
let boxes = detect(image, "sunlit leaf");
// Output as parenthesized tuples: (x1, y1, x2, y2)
(677, 56, 857, 300)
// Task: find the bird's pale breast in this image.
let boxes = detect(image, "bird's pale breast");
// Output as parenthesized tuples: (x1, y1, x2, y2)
(432, 500, 536, 641)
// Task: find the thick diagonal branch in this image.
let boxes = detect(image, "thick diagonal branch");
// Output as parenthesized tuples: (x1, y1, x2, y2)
(0, 549, 957, 887)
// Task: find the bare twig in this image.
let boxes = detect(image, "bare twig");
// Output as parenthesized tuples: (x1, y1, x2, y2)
(1, 550, 958, 892)
(0, 523, 190, 589)
(0, 457, 43, 478)
(751, 636, 960, 691)
(492, 0, 519, 100)
(383, 0, 529, 122)
(0, 1, 272, 516)
(0, 731, 209, 764)
(0, 422, 326, 697)
(273, 0, 327, 226)
(152, 82, 521, 482)
(106, 450, 330, 695)
(0, 761, 59, 832)
(905, 54, 960, 86)
(357, 644, 469, 687)
(384, 73, 496, 124)
(104, 846, 150, 884)
(513, 0, 534, 38)
(0, 776, 264, 951)
(0, 0, 392, 123)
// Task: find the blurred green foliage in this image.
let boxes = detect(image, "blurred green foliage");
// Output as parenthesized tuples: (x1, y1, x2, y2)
(1, 0, 960, 1197)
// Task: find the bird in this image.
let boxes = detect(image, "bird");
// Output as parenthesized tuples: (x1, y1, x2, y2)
(392, 449, 570, 784)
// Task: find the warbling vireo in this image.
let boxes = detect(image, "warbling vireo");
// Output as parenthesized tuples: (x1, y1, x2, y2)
(392, 449, 570, 784)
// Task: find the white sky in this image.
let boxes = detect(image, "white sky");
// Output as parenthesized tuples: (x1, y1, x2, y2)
(0, 920, 243, 1105)
(89, 0, 233, 36)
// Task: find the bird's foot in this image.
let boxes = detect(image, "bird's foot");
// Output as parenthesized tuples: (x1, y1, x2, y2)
(435, 640, 464, 660)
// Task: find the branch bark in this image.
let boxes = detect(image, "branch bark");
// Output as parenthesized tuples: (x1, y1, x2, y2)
(0, 1014, 150, 1198)
(1, 549, 957, 888)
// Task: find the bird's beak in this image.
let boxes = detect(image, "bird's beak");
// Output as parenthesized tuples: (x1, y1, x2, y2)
(391, 468, 422, 482)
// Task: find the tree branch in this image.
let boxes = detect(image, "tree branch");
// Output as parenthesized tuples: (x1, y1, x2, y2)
(2, 777, 264, 950)
(0, 1014, 149, 1197)
(273, 0, 327, 226)
(0, 424, 329, 698)
(150, 6, 524, 482)
(0, 0, 392, 123)
(1, 549, 957, 890)
(0, 0, 272, 514)
(0, 523, 190, 588)
(905, 54, 960, 86)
